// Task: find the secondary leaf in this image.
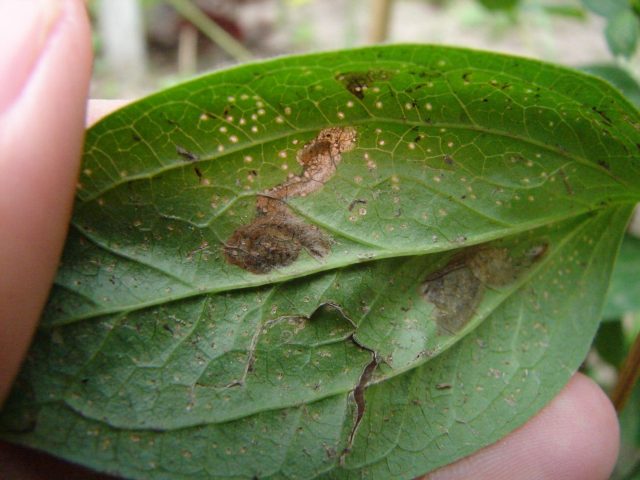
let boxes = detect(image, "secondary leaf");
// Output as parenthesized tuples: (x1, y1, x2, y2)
(605, 10, 640, 58)
(1, 45, 639, 479)
(581, 0, 628, 19)
(604, 235, 640, 319)
(582, 64, 640, 107)
(477, 0, 519, 11)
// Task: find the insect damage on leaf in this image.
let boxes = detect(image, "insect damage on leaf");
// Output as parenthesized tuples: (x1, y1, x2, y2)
(224, 127, 357, 274)
(422, 244, 547, 334)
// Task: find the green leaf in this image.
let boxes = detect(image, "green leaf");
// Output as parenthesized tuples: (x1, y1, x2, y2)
(2, 45, 640, 479)
(604, 235, 640, 319)
(582, 64, 640, 107)
(581, 0, 628, 18)
(593, 320, 627, 366)
(605, 10, 640, 58)
(542, 5, 587, 20)
(477, 0, 519, 11)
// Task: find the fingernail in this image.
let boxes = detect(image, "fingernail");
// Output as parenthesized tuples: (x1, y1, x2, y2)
(0, 0, 63, 112)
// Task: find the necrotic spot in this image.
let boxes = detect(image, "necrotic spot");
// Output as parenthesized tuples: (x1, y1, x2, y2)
(421, 244, 547, 334)
(224, 213, 329, 274)
(422, 265, 483, 334)
(224, 127, 356, 274)
(335, 71, 393, 100)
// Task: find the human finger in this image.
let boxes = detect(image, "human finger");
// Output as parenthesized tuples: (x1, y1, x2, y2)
(0, 0, 92, 403)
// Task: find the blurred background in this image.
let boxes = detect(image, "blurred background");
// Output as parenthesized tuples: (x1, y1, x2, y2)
(87, 1, 640, 478)
(88, 0, 640, 98)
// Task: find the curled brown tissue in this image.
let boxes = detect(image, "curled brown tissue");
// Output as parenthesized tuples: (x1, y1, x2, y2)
(224, 127, 357, 273)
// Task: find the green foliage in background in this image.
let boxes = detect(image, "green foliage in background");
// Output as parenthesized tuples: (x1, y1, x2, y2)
(477, 0, 520, 11)
(582, 0, 640, 58)
(584, 60, 640, 480)
(603, 235, 640, 320)
(583, 64, 640, 107)
(1, 45, 640, 479)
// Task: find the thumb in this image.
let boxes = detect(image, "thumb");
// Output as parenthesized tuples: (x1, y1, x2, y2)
(0, 0, 92, 403)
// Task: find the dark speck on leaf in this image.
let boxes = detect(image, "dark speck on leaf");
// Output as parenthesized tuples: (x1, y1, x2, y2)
(335, 70, 393, 100)
(348, 199, 367, 211)
(598, 160, 611, 171)
(176, 145, 199, 162)
(592, 106, 613, 127)
(336, 73, 367, 99)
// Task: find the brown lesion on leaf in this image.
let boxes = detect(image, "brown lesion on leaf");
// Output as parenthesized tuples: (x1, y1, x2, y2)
(335, 71, 393, 100)
(224, 212, 330, 274)
(224, 127, 357, 274)
(421, 244, 547, 335)
(256, 127, 357, 214)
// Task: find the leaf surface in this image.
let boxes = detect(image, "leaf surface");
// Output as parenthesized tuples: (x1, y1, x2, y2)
(2, 45, 639, 479)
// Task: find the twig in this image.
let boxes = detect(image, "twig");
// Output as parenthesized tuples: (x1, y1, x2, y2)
(369, 0, 394, 43)
(611, 329, 640, 412)
(167, 0, 253, 63)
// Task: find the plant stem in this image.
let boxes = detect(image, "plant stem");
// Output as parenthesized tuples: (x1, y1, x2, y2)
(167, 0, 253, 63)
(369, 0, 394, 43)
(611, 329, 640, 411)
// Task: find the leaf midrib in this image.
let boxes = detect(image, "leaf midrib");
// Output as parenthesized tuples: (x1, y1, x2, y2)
(50, 202, 634, 327)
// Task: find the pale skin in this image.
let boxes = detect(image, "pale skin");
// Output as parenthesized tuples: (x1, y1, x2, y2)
(0, 1, 620, 478)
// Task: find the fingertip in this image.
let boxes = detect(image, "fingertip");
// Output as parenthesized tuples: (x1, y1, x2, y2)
(0, 0, 92, 403)
(536, 373, 619, 480)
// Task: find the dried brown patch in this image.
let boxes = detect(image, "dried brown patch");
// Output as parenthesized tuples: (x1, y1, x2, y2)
(422, 245, 547, 334)
(467, 247, 515, 286)
(224, 212, 330, 274)
(257, 127, 357, 214)
(224, 127, 357, 274)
